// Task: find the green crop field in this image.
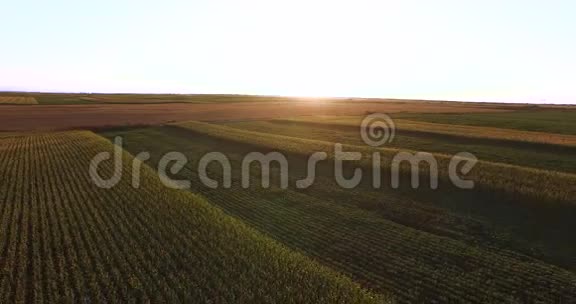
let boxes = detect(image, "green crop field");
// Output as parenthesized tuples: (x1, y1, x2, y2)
(220, 119, 576, 173)
(2, 97, 576, 303)
(101, 117, 576, 303)
(172, 121, 576, 203)
(280, 116, 576, 147)
(0, 131, 384, 303)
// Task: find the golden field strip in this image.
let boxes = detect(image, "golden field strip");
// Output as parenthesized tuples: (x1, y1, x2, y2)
(284, 116, 576, 147)
(174, 121, 576, 203)
(0, 96, 38, 105)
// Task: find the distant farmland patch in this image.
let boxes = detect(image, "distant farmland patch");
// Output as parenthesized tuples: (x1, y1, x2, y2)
(0, 101, 511, 131)
(0, 96, 38, 105)
(283, 116, 576, 147)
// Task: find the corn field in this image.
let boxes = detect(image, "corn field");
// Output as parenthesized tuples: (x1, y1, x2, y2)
(175, 121, 576, 203)
(112, 125, 576, 303)
(0, 131, 386, 303)
(283, 117, 576, 147)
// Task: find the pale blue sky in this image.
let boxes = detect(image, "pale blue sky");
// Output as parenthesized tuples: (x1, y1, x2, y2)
(1, 0, 575, 103)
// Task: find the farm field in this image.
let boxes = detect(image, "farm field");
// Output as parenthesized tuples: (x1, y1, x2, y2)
(0, 93, 330, 104)
(187, 119, 576, 263)
(0, 133, 23, 139)
(4, 0, 576, 301)
(4, 92, 573, 107)
(101, 124, 576, 303)
(282, 115, 576, 147)
(66, 94, 334, 104)
(220, 119, 576, 173)
(173, 121, 576, 203)
(393, 110, 576, 135)
(0, 100, 513, 131)
(1, 96, 576, 303)
(0, 96, 37, 105)
(0, 130, 384, 303)
(169, 121, 576, 263)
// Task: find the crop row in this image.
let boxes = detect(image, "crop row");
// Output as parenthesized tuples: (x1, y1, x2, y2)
(174, 121, 576, 204)
(217, 119, 576, 174)
(282, 116, 576, 147)
(118, 126, 576, 303)
(0, 131, 384, 303)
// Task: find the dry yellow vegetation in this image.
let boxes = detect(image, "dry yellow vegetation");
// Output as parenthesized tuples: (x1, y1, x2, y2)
(0, 96, 38, 105)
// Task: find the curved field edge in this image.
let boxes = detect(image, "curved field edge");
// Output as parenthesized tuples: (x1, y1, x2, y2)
(281, 116, 576, 148)
(0, 130, 388, 303)
(173, 121, 576, 204)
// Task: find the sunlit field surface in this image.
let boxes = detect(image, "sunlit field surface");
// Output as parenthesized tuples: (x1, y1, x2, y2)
(100, 108, 576, 302)
(283, 115, 576, 147)
(0, 131, 384, 303)
(1, 95, 576, 303)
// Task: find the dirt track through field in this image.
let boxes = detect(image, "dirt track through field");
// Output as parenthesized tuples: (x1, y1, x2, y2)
(0, 101, 509, 131)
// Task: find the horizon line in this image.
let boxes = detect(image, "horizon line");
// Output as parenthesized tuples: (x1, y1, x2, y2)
(1, 90, 575, 106)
